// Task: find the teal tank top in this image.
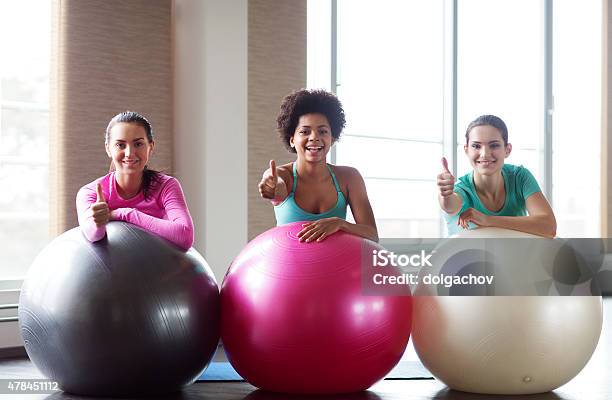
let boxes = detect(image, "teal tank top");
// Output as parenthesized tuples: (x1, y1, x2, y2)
(444, 164, 542, 236)
(274, 163, 348, 225)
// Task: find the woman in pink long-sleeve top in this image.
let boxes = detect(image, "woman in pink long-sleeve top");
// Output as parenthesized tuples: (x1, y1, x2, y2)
(76, 111, 194, 250)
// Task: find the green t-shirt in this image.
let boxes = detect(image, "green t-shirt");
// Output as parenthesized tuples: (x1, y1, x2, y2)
(444, 164, 541, 236)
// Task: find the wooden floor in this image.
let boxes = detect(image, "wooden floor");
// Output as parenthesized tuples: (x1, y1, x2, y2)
(1, 298, 610, 400)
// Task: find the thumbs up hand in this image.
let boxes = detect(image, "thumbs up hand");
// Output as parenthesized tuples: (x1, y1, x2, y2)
(437, 157, 455, 198)
(91, 183, 110, 227)
(258, 160, 279, 200)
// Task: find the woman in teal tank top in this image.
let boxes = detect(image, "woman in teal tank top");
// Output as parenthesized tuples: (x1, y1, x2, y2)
(437, 115, 557, 237)
(258, 89, 378, 243)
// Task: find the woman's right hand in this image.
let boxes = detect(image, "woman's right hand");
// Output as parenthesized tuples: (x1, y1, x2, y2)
(437, 157, 455, 197)
(91, 183, 110, 227)
(258, 160, 278, 200)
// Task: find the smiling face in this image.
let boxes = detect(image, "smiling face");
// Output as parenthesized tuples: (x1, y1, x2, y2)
(105, 122, 154, 176)
(290, 113, 333, 163)
(464, 124, 512, 176)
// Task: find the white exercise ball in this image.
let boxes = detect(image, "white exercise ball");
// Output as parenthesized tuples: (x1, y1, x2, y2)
(412, 227, 603, 395)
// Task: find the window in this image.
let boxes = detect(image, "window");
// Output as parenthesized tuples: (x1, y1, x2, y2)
(456, 0, 545, 182)
(552, 1, 601, 237)
(0, 0, 51, 281)
(308, 0, 601, 238)
(309, 0, 445, 237)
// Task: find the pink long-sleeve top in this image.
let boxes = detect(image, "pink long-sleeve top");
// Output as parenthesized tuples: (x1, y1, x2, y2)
(76, 172, 195, 250)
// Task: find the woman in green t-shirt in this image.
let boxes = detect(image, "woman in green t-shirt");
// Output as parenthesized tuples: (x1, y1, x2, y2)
(437, 115, 557, 237)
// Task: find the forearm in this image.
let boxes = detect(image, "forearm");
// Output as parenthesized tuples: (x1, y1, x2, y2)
(113, 208, 194, 250)
(78, 211, 107, 242)
(487, 214, 557, 238)
(339, 220, 379, 242)
(439, 193, 461, 215)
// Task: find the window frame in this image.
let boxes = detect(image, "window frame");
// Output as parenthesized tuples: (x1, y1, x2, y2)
(319, 0, 556, 242)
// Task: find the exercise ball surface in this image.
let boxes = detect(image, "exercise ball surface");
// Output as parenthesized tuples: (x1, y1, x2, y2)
(412, 227, 603, 395)
(19, 222, 220, 397)
(221, 222, 412, 394)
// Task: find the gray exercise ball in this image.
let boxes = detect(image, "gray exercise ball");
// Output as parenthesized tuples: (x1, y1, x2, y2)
(19, 222, 220, 397)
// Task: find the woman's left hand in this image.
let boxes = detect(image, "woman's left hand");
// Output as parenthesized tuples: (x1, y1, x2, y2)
(458, 208, 490, 229)
(297, 218, 345, 242)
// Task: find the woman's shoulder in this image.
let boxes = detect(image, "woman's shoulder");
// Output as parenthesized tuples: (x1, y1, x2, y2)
(329, 164, 361, 178)
(503, 164, 535, 180)
(154, 172, 184, 192)
(155, 172, 176, 183)
(503, 163, 529, 173)
(329, 165, 365, 193)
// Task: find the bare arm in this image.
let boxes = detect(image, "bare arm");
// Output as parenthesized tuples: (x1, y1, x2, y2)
(458, 192, 557, 238)
(341, 167, 378, 242)
(486, 192, 556, 237)
(439, 193, 463, 216)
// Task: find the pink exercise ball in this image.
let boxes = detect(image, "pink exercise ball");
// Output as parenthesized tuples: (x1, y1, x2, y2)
(221, 222, 412, 394)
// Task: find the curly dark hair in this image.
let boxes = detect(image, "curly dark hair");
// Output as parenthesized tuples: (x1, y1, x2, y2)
(276, 89, 346, 153)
